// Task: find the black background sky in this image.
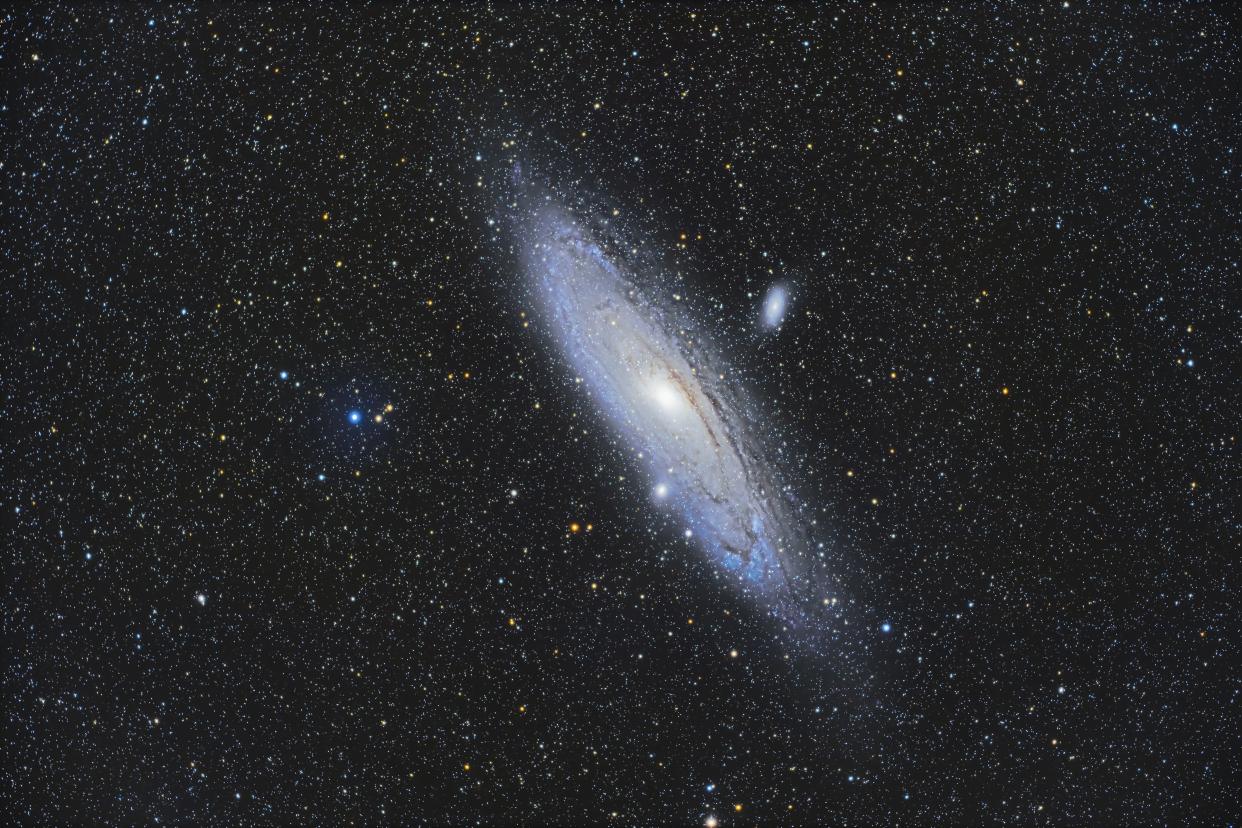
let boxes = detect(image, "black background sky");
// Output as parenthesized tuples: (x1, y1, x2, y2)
(4, 3, 1239, 825)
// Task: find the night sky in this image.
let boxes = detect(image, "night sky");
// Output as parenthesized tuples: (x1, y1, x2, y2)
(5, 4, 1240, 825)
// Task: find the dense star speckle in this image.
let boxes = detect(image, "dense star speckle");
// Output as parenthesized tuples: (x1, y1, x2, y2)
(4, 4, 1240, 825)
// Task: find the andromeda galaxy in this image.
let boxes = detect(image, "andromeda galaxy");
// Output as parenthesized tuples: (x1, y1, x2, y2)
(515, 190, 819, 627)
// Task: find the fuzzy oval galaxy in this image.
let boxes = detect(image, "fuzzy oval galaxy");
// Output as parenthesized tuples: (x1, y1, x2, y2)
(519, 200, 814, 616)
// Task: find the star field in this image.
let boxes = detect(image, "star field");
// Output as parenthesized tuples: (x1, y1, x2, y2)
(4, 4, 1240, 824)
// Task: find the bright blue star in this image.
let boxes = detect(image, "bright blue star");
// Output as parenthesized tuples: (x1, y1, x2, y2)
(881, 622, 892, 633)
(279, 370, 289, 380)
(348, 410, 362, 424)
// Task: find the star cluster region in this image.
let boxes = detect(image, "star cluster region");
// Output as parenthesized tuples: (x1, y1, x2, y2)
(4, 4, 1240, 825)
